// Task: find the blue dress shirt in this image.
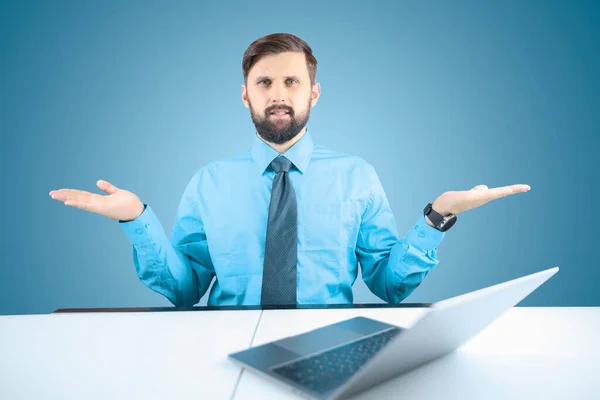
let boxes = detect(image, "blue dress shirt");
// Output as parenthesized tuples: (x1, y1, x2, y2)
(119, 130, 445, 307)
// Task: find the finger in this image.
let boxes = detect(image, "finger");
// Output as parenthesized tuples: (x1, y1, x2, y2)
(465, 186, 512, 205)
(484, 185, 530, 201)
(471, 185, 488, 191)
(50, 189, 93, 202)
(489, 184, 531, 196)
(51, 190, 103, 213)
(64, 198, 93, 212)
(509, 184, 531, 193)
(97, 180, 119, 195)
(490, 186, 514, 198)
(64, 194, 103, 214)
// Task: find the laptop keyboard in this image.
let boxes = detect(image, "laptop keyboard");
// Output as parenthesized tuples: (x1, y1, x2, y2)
(271, 327, 402, 394)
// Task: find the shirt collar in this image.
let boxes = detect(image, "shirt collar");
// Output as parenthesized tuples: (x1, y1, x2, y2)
(251, 128, 314, 175)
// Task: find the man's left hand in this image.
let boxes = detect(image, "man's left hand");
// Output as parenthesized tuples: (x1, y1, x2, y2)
(426, 184, 531, 226)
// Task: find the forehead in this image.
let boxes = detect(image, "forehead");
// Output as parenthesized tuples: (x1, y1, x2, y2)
(248, 51, 309, 79)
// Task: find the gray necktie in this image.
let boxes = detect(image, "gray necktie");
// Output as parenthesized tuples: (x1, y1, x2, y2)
(261, 156, 298, 306)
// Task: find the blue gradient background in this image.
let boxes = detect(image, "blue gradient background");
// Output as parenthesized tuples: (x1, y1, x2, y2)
(1, 1, 598, 315)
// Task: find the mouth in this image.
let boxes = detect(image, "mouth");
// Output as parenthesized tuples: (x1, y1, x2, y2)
(268, 108, 292, 118)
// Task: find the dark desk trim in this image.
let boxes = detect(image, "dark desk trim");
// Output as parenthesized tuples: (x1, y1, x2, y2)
(52, 303, 432, 314)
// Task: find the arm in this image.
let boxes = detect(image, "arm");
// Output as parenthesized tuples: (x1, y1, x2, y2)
(355, 164, 444, 303)
(119, 171, 215, 307)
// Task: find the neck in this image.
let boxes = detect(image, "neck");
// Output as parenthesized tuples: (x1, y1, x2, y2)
(259, 127, 307, 154)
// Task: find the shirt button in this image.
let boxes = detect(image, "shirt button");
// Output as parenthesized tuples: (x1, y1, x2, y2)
(144, 223, 150, 229)
(135, 228, 143, 234)
(418, 231, 425, 238)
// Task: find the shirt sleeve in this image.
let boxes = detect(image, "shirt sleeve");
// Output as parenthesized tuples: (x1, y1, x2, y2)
(355, 163, 445, 303)
(119, 171, 215, 307)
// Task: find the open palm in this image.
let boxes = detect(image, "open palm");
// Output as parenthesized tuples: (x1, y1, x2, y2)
(49, 180, 145, 221)
(432, 184, 531, 216)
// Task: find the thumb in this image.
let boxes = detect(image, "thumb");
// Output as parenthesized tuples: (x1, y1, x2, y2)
(471, 184, 488, 191)
(97, 179, 119, 195)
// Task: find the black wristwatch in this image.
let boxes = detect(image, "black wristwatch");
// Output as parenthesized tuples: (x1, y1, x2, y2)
(423, 203, 457, 232)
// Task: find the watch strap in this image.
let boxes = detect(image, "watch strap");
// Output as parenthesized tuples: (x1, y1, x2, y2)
(424, 203, 457, 232)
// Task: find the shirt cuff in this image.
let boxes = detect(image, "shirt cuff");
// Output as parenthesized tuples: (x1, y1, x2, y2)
(404, 214, 445, 251)
(119, 204, 163, 246)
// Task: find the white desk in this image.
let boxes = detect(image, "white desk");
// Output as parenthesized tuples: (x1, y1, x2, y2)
(236, 307, 600, 400)
(0, 310, 261, 400)
(1, 307, 598, 400)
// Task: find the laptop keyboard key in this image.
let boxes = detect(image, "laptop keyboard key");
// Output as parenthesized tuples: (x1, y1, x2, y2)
(272, 327, 402, 394)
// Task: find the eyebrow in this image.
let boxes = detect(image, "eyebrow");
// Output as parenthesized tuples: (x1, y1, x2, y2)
(254, 75, 301, 83)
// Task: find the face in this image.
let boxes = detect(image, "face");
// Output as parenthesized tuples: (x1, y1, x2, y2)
(242, 52, 320, 145)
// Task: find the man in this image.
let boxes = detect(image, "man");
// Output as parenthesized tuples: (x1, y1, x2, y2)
(49, 33, 530, 307)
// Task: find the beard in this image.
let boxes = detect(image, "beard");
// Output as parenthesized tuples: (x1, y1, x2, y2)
(249, 99, 311, 145)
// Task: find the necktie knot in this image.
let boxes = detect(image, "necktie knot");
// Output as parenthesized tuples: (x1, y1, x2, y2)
(270, 156, 293, 173)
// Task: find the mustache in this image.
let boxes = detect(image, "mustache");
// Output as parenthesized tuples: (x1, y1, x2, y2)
(265, 105, 294, 116)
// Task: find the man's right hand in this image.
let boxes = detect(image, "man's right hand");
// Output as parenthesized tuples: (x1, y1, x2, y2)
(49, 180, 145, 222)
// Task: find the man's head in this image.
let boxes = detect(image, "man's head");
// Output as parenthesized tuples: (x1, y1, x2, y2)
(241, 33, 321, 145)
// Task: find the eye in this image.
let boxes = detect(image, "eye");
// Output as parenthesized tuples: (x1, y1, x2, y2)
(287, 79, 298, 85)
(258, 79, 271, 86)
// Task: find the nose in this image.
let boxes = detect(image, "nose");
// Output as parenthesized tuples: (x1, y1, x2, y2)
(270, 80, 286, 104)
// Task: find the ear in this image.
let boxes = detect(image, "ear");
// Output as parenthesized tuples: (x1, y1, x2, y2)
(241, 84, 250, 109)
(310, 82, 321, 107)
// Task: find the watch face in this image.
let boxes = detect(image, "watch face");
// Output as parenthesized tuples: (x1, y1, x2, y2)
(440, 215, 457, 231)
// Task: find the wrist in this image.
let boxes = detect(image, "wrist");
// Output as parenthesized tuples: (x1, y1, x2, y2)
(431, 200, 453, 217)
(134, 202, 146, 219)
(119, 203, 146, 223)
(423, 202, 457, 232)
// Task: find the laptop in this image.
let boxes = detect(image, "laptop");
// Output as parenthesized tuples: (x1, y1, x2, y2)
(228, 266, 559, 399)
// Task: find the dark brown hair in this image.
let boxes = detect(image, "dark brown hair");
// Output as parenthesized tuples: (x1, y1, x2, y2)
(242, 33, 318, 85)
